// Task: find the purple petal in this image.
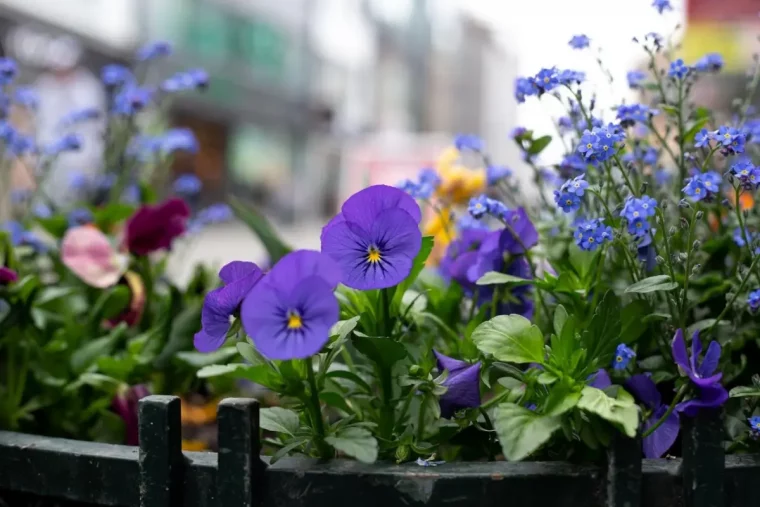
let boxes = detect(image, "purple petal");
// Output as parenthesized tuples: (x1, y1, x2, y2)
(434, 350, 470, 374)
(690, 331, 702, 375)
(500, 208, 538, 254)
(219, 260, 262, 285)
(320, 213, 346, 238)
(194, 330, 226, 353)
(440, 362, 481, 418)
(448, 250, 480, 286)
(688, 371, 723, 388)
(320, 220, 371, 288)
(589, 369, 612, 389)
(265, 250, 342, 292)
(671, 329, 691, 374)
(698, 340, 721, 378)
(625, 374, 661, 409)
(340, 184, 422, 229)
(241, 276, 338, 360)
(677, 384, 729, 417)
(642, 406, 679, 458)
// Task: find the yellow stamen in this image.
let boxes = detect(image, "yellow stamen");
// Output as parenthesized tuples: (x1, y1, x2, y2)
(287, 312, 302, 330)
(367, 246, 382, 264)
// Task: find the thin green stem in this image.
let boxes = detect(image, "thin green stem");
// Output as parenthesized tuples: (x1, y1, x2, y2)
(490, 286, 499, 319)
(706, 253, 760, 337)
(679, 205, 699, 329)
(305, 359, 330, 459)
(642, 384, 689, 438)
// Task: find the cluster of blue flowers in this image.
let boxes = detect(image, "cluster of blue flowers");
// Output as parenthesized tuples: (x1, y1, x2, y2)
(748, 289, 760, 313)
(668, 59, 690, 80)
(616, 104, 658, 128)
(515, 67, 585, 102)
(728, 160, 760, 190)
(749, 416, 760, 439)
(553, 174, 588, 213)
(626, 70, 647, 89)
(682, 171, 721, 202)
(577, 124, 624, 165)
(695, 126, 746, 155)
(694, 53, 724, 73)
(733, 227, 760, 254)
(569, 35, 590, 50)
(621, 145, 658, 166)
(468, 195, 509, 220)
(399, 168, 442, 200)
(557, 154, 588, 177)
(574, 218, 613, 251)
(621, 195, 657, 237)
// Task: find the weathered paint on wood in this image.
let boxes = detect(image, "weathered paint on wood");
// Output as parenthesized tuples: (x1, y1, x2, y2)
(138, 395, 183, 507)
(682, 409, 724, 507)
(217, 398, 265, 507)
(606, 434, 641, 507)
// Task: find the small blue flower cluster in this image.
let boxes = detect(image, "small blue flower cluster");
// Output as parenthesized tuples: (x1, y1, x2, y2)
(468, 195, 509, 220)
(553, 174, 588, 213)
(695, 126, 746, 155)
(694, 53, 724, 73)
(616, 104, 658, 127)
(558, 154, 588, 177)
(682, 171, 721, 201)
(487, 165, 512, 185)
(621, 195, 657, 237)
(622, 146, 658, 166)
(399, 168, 442, 200)
(613, 343, 636, 370)
(574, 218, 613, 251)
(454, 134, 485, 152)
(514, 67, 586, 102)
(733, 227, 760, 254)
(577, 124, 625, 165)
(749, 416, 760, 439)
(668, 59, 690, 80)
(652, 0, 672, 14)
(569, 35, 590, 50)
(187, 203, 234, 233)
(626, 70, 647, 89)
(728, 159, 760, 190)
(748, 289, 760, 313)
(172, 174, 202, 197)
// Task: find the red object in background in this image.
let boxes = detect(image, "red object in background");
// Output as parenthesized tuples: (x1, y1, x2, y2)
(687, 0, 759, 22)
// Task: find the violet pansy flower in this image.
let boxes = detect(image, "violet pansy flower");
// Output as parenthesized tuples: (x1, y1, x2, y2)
(589, 369, 611, 389)
(500, 207, 539, 254)
(434, 350, 482, 418)
(626, 374, 679, 458)
(321, 185, 422, 290)
(241, 250, 341, 360)
(671, 329, 728, 416)
(194, 261, 264, 352)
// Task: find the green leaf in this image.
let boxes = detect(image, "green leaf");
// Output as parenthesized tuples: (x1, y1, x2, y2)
(682, 116, 710, 144)
(528, 135, 552, 155)
(352, 335, 407, 368)
(569, 248, 598, 281)
(259, 407, 300, 436)
(34, 287, 77, 307)
(89, 285, 131, 324)
(328, 316, 360, 349)
(660, 104, 680, 117)
(493, 403, 562, 461)
(624, 275, 678, 294)
(543, 384, 582, 417)
(154, 302, 203, 368)
(70, 323, 128, 373)
(687, 319, 724, 338)
(476, 271, 533, 286)
(553, 305, 568, 337)
(577, 386, 639, 437)
(176, 347, 238, 367)
(236, 341, 268, 366)
(581, 291, 621, 371)
(96, 355, 137, 381)
(325, 427, 378, 464)
(472, 314, 545, 365)
(270, 438, 308, 464)
(620, 300, 651, 344)
(326, 370, 372, 394)
(729, 386, 760, 398)
(228, 196, 292, 263)
(35, 216, 69, 239)
(93, 203, 135, 230)
(391, 236, 434, 314)
(319, 391, 353, 413)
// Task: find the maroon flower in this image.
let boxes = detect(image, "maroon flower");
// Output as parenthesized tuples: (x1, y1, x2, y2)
(111, 384, 150, 445)
(0, 266, 18, 285)
(125, 198, 190, 255)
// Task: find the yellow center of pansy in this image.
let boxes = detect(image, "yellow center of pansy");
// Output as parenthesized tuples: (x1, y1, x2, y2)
(287, 311, 303, 330)
(367, 246, 382, 264)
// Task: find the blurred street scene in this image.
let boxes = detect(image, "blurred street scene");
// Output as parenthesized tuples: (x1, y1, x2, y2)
(0, 0, 757, 282)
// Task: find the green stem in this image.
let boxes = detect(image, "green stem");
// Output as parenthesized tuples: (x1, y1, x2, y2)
(706, 253, 760, 336)
(679, 205, 699, 329)
(490, 286, 499, 319)
(377, 363, 395, 442)
(589, 245, 608, 310)
(642, 384, 689, 438)
(305, 359, 331, 459)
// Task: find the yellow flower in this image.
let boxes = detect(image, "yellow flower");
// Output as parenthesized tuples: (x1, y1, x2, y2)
(423, 207, 455, 266)
(436, 164, 486, 204)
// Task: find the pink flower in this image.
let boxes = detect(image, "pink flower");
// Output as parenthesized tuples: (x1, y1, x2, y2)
(125, 198, 190, 256)
(0, 266, 18, 285)
(62, 225, 128, 288)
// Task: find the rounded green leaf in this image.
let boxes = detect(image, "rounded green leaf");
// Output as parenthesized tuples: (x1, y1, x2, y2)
(472, 315, 545, 364)
(493, 403, 562, 461)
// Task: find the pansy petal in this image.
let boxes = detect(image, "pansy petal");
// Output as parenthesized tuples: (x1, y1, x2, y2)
(642, 406, 679, 458)
(625, 374, 661, 409)
(688, 372, 722, 388)
(194, 330, 227, 353)
(434, 350, 469, 374)
(698, 340, 721, 378)
(440, 362, 481, 418)
(266, 250, 342, 292)
(690, 331, 702, 375)
(289, 276, 340, 329)
(321, 220, 372, 289)
(677, 384, 729, 417)
(671, 329, 690, 373)
(219, 261, 262, 285)
(500, 208, 538, 253)
(199, 286, 239, 342)
(341, 184, 422, 229)
(589, 369, 612, 389)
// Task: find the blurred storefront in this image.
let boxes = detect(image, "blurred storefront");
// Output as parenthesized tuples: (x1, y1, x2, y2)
(143, 0, 330, 220)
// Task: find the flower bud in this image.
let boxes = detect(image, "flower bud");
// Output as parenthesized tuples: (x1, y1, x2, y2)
(692, 240, 701, 250)
(656, 255, 666, 265)
(695, 211, 704, 220)
(679, 199, 690, 208)
(692, 264, 701, 274)
(409, 365, 422, 376)
(669, 226, 677, 236)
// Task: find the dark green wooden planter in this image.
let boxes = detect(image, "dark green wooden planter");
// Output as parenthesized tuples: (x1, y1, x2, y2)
(0, 396, 757, 507)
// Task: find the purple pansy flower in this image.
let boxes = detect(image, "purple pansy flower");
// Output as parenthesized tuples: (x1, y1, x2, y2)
(671, 329, 728, 416)
(195, 261, 265, 352)
(440, 228, 490, 287)
(434, 350, 481, 418)
(626, 374, 679, 458)
(241, 250, 341, 360)
(589, 369, 611, 389)
(321, 185, 422, 290)
(500, 207, 539, 254)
